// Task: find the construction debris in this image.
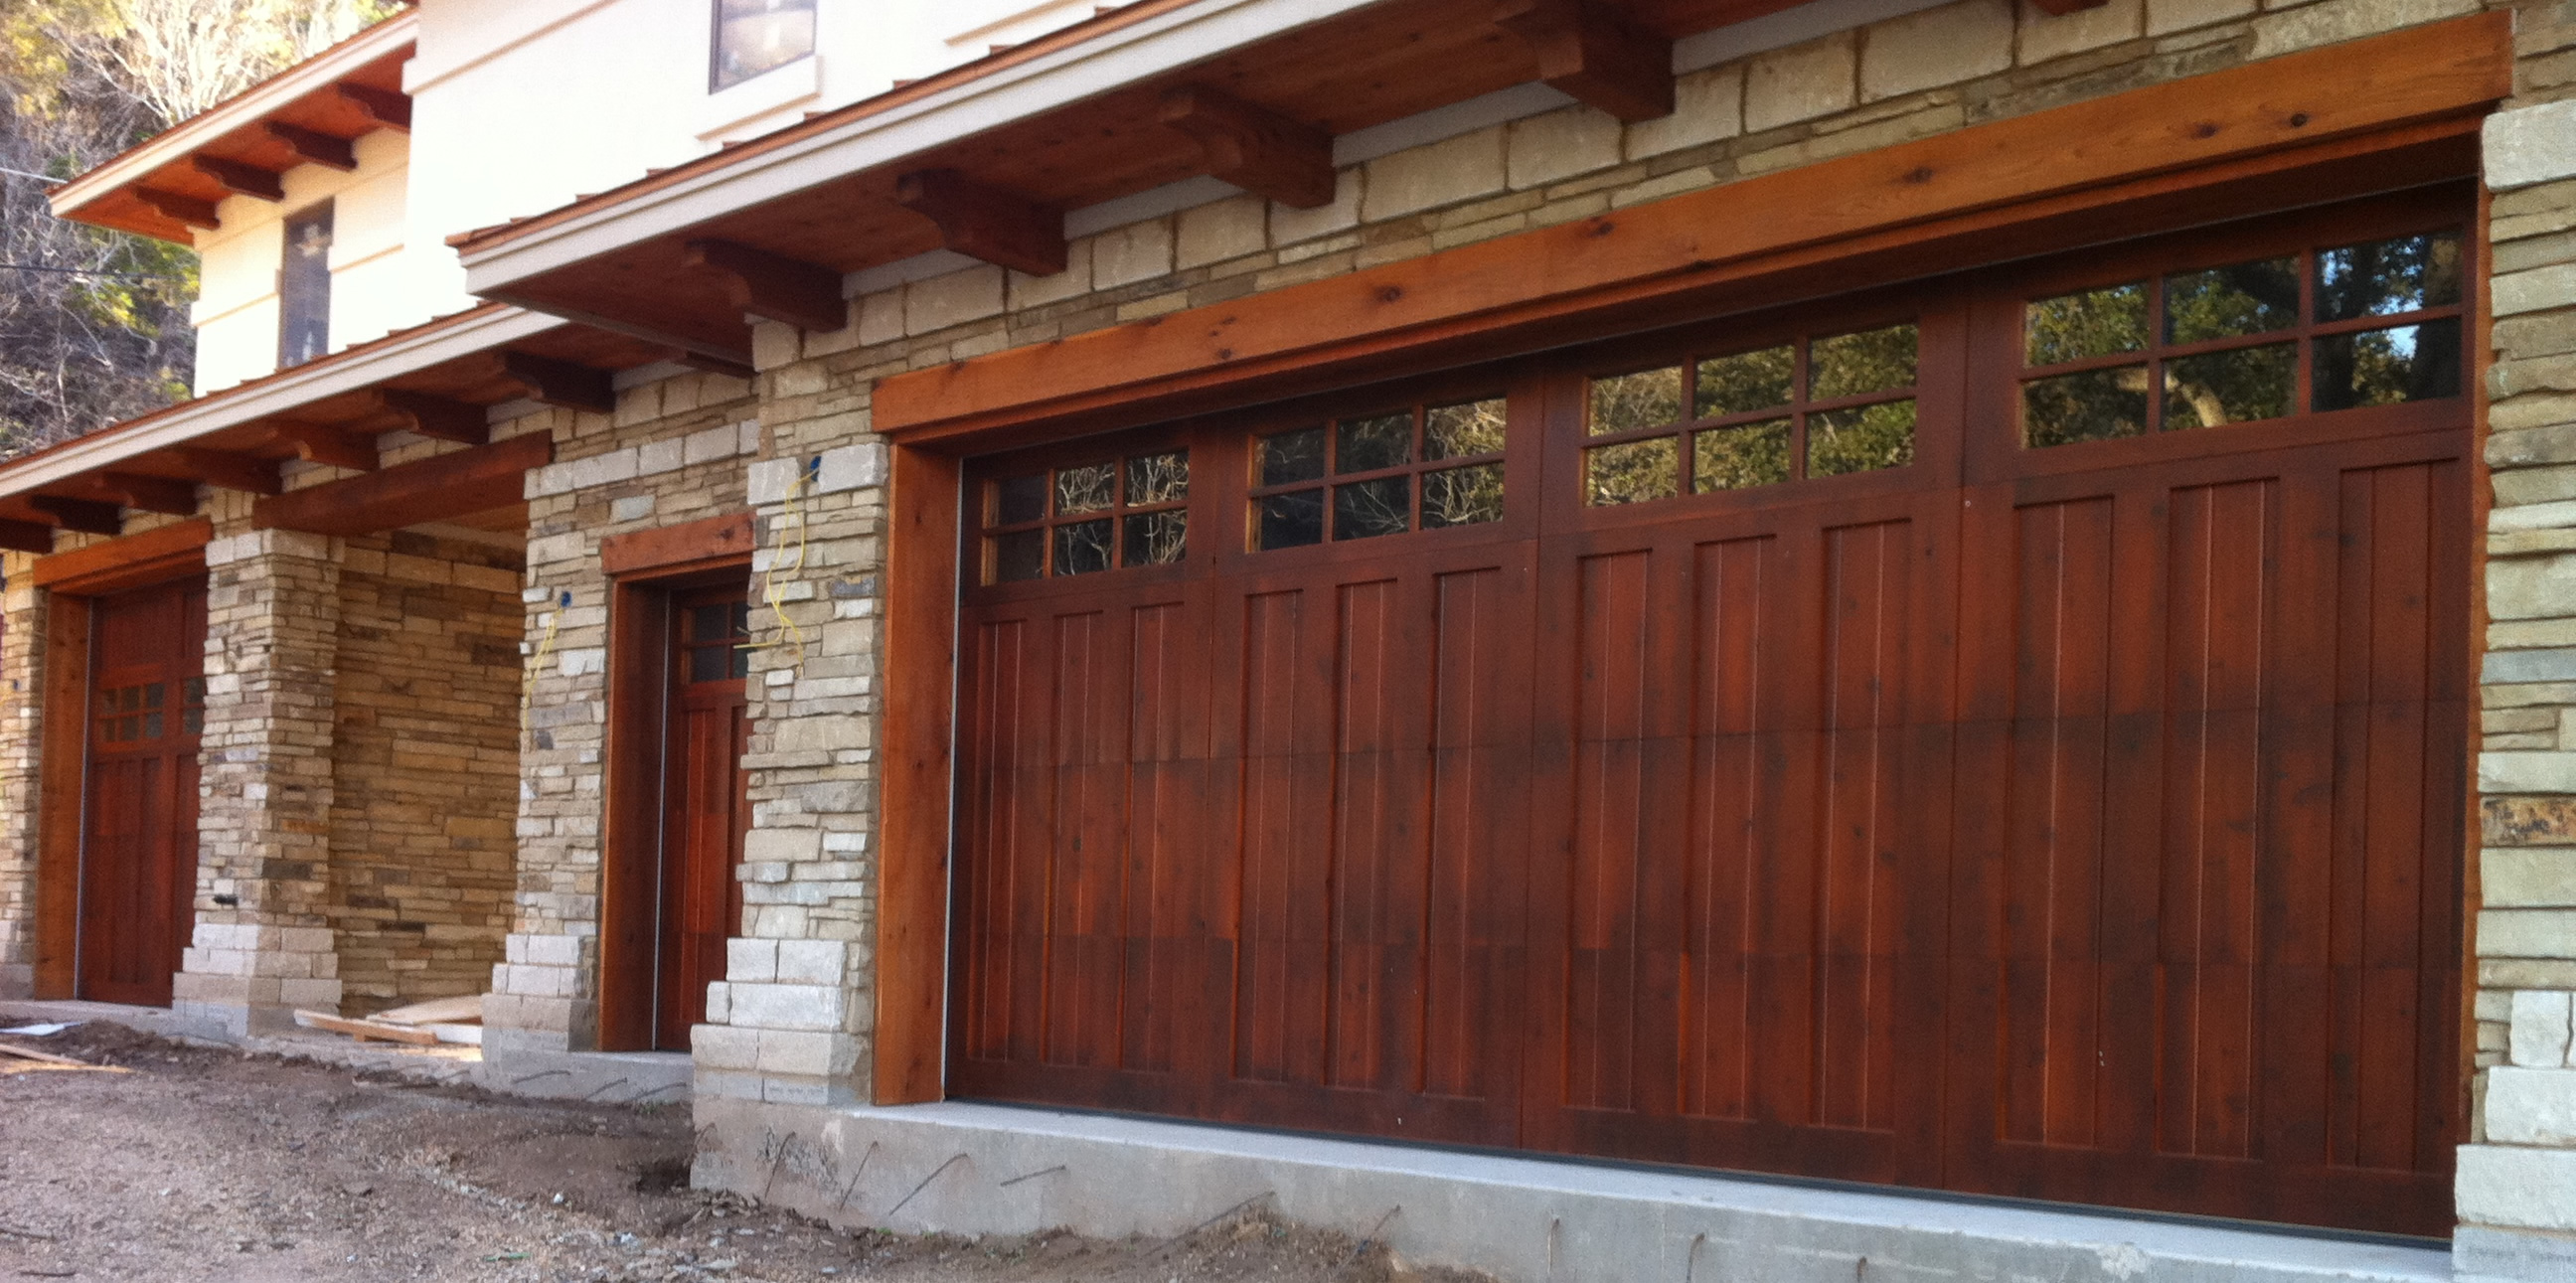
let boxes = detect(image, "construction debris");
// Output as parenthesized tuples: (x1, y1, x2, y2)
(292, 995, 485, 1047)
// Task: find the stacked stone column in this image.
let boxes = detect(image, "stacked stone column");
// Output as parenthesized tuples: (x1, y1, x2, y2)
(172, 527, 344, 1036)
(0, 570, 46, 999)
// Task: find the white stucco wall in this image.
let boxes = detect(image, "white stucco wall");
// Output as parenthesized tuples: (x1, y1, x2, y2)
(187, 129, 414, 396)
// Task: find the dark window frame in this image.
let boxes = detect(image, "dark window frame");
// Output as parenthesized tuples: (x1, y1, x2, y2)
(277, 200, 334, 370)
(710, 0, 818, 92)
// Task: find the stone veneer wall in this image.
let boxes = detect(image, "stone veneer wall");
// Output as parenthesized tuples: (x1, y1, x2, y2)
(326, 530, 526, 1014)
(691, 0, 2542, 1114)
(2458, 9, 2576, 1272)
(485, 371, 762, 1056)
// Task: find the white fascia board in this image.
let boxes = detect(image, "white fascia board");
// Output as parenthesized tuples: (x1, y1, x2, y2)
(0, 305, 564, 502)
(458, 0, 1380, 292)
(48, 13, 419, 220)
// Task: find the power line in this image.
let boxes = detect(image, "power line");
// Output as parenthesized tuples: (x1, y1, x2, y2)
(0, 165, 62, 184)
(0, 262, 186, 279)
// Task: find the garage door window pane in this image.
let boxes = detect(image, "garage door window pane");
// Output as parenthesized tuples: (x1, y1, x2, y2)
(1694, 419, 1791, 492)
(1054, 521, 1113, 575)
(2165, 343, 2295, 429)
(1055, 463, 1116, 515)
(1335, 476, 1412, 541)
(1694, 346, 1794, 419)
(1809, 325, 1916, 400)
(1259, 428, 1327, 486)
(2318, 232, 2461, 322)
(2026, 284, 2148, 366)
(995, 473, 1047, 526)
(1586, 438, 1679, 505)
(2165, 258, 2298, 343)
(1590, 367, 1684, 434)
(1258, 490, 1326, 549)
(1422, 464, 1504, 527)
(2314, 319, 2461, 411)
(2024, 368, 2148, 446)
(1809, 401, 1916, 476)
(1338, 413, 1413, 473)
(1425, 400, 1507, 460)
(1127, 451, 1190, 504)
(1123, 511, 1189, 565)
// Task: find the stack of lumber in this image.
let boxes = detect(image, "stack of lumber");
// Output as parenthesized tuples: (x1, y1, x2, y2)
(292, 995, 483, 1047)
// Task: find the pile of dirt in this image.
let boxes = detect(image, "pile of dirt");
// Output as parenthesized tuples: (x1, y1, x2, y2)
(0, 1023, 1491, 1283)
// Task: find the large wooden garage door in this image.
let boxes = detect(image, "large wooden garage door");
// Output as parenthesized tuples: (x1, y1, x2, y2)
(79, 575, 209, 1007)
(949, 189, 2469, 1233)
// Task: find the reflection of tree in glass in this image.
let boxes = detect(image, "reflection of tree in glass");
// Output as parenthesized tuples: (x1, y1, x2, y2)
(2164, 344, 2294, 428)
(1810, 325, 1916, 399)
(1425, 401, 1507, 459)
(1334, 477, 1411, 540)
(2319, 233, 2461, 321)
(1695, 347, 1793, 418)
(1585, 439, 1679, 505)
(1810, 401, 1916, 476)
(1423, 463, 1504, 526)
(2026, 284, 2147, 365)
(2318, 319, 2460, 410)
(2165, 258, 2297, 343)
(1590, 367, 1684, 434)
(1055, 462, 1115, 514)
(1123, 511, 1188, 565)
(1693, 420, 1789, 491)
(1125, 451, 1189, 504)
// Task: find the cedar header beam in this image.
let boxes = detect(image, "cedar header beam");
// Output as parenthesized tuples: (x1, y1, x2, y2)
(0, 521, 52, 555)
(682, 239, 849, 333)
(374, 389, 490, 445)
(1495, 0, 1675, 123)
(1158, 85, 1337, 209)
(337, 82, 411, 132)
(252, 430, 553, 537)
(164, 447, 282, 495)
(192, 155, 285, 202)
(499, 351, 616, 414)
(91, 472, 198, 516)
(29, 496, 121, 536)
(256, 422, 379, 472)
(893, 168, 1067, 276)
(135, 189, 220, 231)
(264, 121, 359, 172)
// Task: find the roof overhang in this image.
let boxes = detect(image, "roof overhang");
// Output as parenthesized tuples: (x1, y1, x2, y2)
(449, 0, 1856, 367)
(48, 14, 417, 243)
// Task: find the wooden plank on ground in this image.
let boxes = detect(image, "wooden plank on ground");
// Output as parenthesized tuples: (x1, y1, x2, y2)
(368, 995, 483, 1026)
(291, 1010, 440, 1044)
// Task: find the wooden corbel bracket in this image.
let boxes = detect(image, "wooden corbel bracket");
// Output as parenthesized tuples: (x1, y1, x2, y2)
(1495, 0, 1676, 123)
(893, 168, 1068, 277)
(1158, 85, 1338, 209)
(681, 239, 850, 333)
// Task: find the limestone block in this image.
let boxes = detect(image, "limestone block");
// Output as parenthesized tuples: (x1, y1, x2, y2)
(744, 828, 824, 863)
(1745, 35, 1856, 133)
(2247, 0, 2479, 60)
(2486, 753, 2576, 795)
(1271, 170, 1361, 244)
(2145, 0, 2254, 36)
(2487, 909, 2576, 959)
(685, 423, 744, 466)
(1625, 65, 1744, 161)
(774, 940, 848, 987)
(1008, 239, 1094, 310)
(2500, 264, 2576, 320)
(1507, 107, 1624, 191)
(904, 265, 1007, 335)
(2016, 0, 2141, 64)
(2490, 1067, 2576, 1145)
(610, 495, 655, 524)
(693, 1023, 761, 1070)
(727, 937, 779, 984)
(2492, 850, 2576, 908)
(1862, 0, 2012, 102)
(2460, 1143, 2576, 1230)
(816, 443, 886, 494)
(1364, 128, 1507, 221)
(1176, 195, 1267, 269)
(726, 982, 844, 1032)
(751, 322, 801, 372)
(2514, 992, 2576, 1068)
(857, 290, 904, 346)
(1091, 219, 1176, 289)
(2489, 646, 2576, 682)
(747, 457, 801, 507)
(637, 436, 685, 478)
(706, 983, 731, 1024)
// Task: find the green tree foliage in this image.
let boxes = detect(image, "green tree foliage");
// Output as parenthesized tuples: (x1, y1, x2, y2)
(0, 0, 393, 456)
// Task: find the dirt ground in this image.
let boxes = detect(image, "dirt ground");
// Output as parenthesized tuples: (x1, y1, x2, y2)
(0, 1024, 1490, 1283)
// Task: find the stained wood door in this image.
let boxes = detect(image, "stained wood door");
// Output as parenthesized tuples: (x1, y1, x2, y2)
(944, 188, 2469, 1233)
(655, 587, 751, 1050)
(79, 577, 208, 1007)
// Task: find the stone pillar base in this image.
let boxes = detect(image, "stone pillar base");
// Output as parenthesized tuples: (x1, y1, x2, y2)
(2460, 1225, 2576, 1283)
(482, 932, 598, 1053)
(174, 922, 340, 1034)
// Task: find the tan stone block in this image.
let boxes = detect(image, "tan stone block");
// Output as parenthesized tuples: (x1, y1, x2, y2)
(1271, 169, 1361, 244)
(1362, 127, 1507, 221)
(750, 322, 801, 372)
(1090, 219, 1175, 288)
(1507, 106, 1625, 190)
(2016, 0, 2143, 64)
(903, 265, 1006, 335)
(1745, 34, 1857, 133)
(1626, 65, 1744, 160)
(1863, 0, 2013, 101)
(2248, 0, 2477, 59)
(1176, 194, 1268, 269)
(2491, 848, 2576, 907)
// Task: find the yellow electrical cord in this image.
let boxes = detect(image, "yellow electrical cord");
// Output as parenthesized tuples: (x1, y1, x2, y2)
(742, 456, 811, 672)
(522, 588, 567, 748)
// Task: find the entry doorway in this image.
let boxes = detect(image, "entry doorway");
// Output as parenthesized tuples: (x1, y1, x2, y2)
(78, 577, 209, 1006)
(601, 573, 753, 1051)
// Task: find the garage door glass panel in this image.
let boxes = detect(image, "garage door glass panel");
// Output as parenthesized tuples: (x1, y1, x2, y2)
(1253, 398, 1508, 549)
(1584, 324, 1919, 502)
(984, 448, 1191, 581)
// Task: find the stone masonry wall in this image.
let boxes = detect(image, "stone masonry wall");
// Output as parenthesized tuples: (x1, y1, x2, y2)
(327, 530, 526, 1014)
(487, 371, 761, 1056)
(2459, 5, 2576, 1275)
(696, 0, 2544, 1110)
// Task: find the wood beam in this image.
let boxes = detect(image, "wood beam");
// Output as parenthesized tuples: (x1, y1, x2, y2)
(28, 520, 212, 591)
(498, 351, 616, 414)
(134, 189, 220, 231)
(91, 472, 198, 516)
(667, 348, 757, 382)
(252, 431, 553, 537)
(255, 422, 379, 472)
(681, 239, 849, 333)
(263, 121, 358, 171)
(1495, 0, 1675, 123)
(892, 168, 1067, 276)
(1157, 85, 1336, 209)
(373, 389, 491, 445)
(192, 155, 285, 202)
(164, 447, 282, 495)
(28, 496, 120, 536)
(2027, 0, 2111, 14)
(337, 82, 411, 132)
(0, 520, 54, 555)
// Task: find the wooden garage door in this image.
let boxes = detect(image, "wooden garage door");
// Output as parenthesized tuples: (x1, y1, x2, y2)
(948, 188, 2468, 1233)
(80, 576, 209, 1007)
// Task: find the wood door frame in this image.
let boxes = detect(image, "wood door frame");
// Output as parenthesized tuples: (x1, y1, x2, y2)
(30, 525, 213, 1000)
(598, 514, 756, 1052)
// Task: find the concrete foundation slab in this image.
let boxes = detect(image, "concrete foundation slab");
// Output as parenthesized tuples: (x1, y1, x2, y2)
(694, 1097, 2452, 1283)
(474, 1046, 692, 1106)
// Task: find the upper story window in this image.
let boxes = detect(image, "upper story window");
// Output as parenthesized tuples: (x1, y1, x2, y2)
(713, 0, 817, 91)
(278, 201, 334, 370)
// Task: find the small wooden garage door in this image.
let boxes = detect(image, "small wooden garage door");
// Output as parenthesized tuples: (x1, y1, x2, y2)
(80, 576, 209, 1007)
(949, 189, 2469, 1233)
